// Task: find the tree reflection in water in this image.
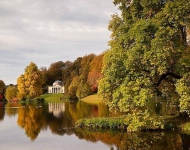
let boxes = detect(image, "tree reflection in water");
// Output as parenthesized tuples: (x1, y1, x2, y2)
(17, 103, 44, 141)
(5, 102, 18, 117)
(0, 102, 5, 121)
(74, 130, 190, 150)
(2, 101, 190, 149)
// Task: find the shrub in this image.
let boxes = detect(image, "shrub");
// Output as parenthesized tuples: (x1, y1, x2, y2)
(75, 117, 126, 131)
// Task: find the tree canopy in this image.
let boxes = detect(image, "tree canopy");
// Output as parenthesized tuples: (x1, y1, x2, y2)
(88, 53, 104, 93)
(17, 62, 43, 99)
(38, 53, 103, 100)
(98, 0, 190, 130)
(5, 86, 18, 101)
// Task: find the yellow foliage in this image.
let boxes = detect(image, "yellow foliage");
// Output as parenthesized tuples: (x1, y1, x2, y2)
(17, 62, 43, 99)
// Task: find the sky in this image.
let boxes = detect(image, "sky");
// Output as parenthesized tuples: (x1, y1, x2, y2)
(0, 0, 119, 85)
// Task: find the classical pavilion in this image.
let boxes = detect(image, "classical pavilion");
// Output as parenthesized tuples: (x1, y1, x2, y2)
(48, 80, 64, 94)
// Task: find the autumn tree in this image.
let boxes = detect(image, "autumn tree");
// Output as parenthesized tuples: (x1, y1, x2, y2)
(98, 0, 190, 131)
(17, 75, 26, 100)
(5, 86, 18, 101)
(76, 54, 95, 99)
(88, 53, 104, 93)
(17, 62, 43, 99)
(0, 80, 6, 95)
(67, 54, 95, 99)
(66, 56, 92, 99)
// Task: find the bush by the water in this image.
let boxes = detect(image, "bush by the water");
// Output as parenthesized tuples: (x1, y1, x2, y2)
(75, 117, 126, 131)
(75, 116, 183, 132)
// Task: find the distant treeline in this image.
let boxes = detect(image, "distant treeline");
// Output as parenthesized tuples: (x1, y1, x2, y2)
(40, 53, 104, 100)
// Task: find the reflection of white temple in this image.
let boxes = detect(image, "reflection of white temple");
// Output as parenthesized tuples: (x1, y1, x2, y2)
(48, 80, 64, 94)
(48, 103, 65, 118)
(187, 30, 190, 45)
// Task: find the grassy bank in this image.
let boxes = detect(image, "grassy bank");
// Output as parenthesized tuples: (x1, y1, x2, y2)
(40, 93, 65, 102)
(40, 93, 101, 103)
(80, 94, 103, 105)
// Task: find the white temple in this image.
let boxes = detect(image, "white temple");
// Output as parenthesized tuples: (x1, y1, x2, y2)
(48, 80, 64, 94)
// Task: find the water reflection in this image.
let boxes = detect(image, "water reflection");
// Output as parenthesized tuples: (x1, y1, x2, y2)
(15, 101, 118, 140)
(75, 130, 190, 150)
(0, 101, 189, 149)
(0, 102, 5, 121)
(17, 103, 44, 140)
(48, 103, 65, 118)
(5, 102, 18, 117)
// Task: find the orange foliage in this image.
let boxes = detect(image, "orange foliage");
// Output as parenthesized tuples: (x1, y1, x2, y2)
(87, 54, 104, 93)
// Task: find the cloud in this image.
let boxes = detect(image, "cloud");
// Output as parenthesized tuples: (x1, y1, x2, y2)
(0, 0, 119, 85)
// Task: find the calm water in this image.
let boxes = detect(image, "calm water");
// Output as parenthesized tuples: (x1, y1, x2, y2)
(0, 101, 190, 150)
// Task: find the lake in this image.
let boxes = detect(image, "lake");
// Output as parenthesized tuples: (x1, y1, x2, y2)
(0, 101, 190, 150)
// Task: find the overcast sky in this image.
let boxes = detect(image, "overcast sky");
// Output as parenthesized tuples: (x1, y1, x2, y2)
(0, 0, 119, 85)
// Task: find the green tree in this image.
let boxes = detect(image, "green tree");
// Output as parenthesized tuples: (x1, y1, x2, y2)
(5, 86, 18, 101)
(68, 76, 80, 99)
(75, 54, 95, 99)
(62, 61, 73, 93)
(17, 62, 43, 99)
(62, 61, 73, 83)
(68, 54, 95, 99)
(76, 82, 92, 99)
(46, 61, 65, 85)
(39, 67, 48, 93)
(98, 0, 190, 130)
(79, 54, 95, 81)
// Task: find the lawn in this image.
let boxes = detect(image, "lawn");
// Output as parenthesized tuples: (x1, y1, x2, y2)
(40, 93, 103, 104)
(40, 93, 64, 102)
(80, 94, 103, 105)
